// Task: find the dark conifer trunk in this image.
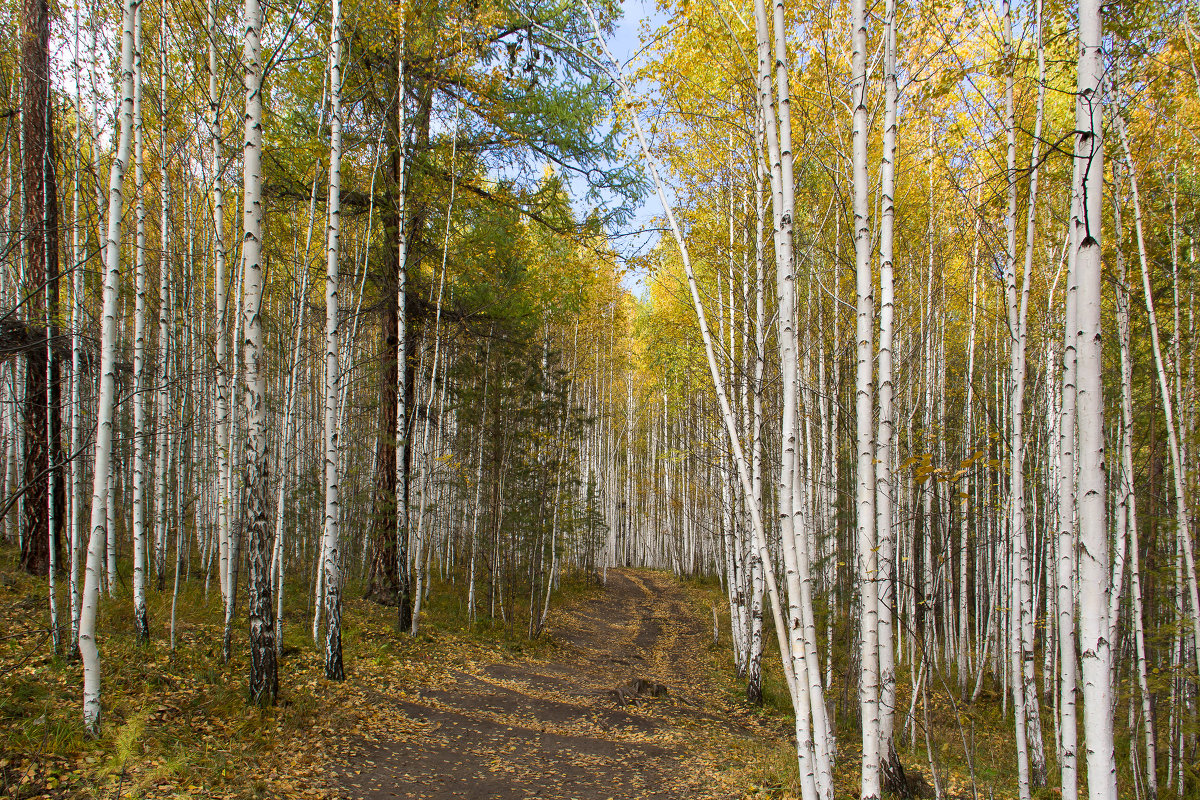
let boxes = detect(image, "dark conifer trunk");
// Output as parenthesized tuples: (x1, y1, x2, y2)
(19, 0, 61, 577)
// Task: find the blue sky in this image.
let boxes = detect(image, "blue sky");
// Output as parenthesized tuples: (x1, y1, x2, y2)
(594, 0, 669, 299)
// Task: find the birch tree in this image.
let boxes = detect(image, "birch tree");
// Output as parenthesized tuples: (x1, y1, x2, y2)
(1072, 1, 1117, 796)
(209, 0, 235, 663)
(240, 0, 277, 703)
(850, 0, 881, 796)
(154, 0, 171, 592)
(131, 0, 150, 643)
(322, 0, 345, 680)
(78, 0, 137, 734)
(875, 0, 903, 789)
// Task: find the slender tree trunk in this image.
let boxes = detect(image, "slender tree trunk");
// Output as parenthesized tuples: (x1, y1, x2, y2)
(1002, 1, 1041, 790)
(209, 0, 234, 660)
(1073, 2, 1116, 795)
(322, 0, 345, 680)
(876, 0, 904, 790)
(241, 0, 277, 704)
(79, 0, 137, 734)
(153, 0, 171, 592)
(68, 0, 84, 653)
(1057, 160, 1081, 800)
(960, 185, 980, 699)
(850, 0, 881, 795)
(1111, 142, 1157, 800)
(1019, 6, 1049, 783)
(131, 0, 151, 643)
(394, 0, 413, 631)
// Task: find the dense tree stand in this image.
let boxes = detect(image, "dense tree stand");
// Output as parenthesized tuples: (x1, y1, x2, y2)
(1, 0, 1198, 798)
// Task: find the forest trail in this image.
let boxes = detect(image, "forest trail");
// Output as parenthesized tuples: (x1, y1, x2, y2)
(332, 570, 782, 799)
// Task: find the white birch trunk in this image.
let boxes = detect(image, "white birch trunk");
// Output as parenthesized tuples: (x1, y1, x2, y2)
(851, 0, 881, 794)
(1002, 1, 1040, 790)
(875, 0, 901, 786)
(209, 0, 233, 634)
(68, 0, 84, 651)
(1018, 5, 1049, 785)
(131, 0, 150, 643)
(153, 0, 170, 591)
(79, 0, 137, 733)
(1057, 157, 1081, 800)
(395, 0, 412, 631)
(1073, 3, 1117, 795)
(322, 0, 345, 680)
(240, 0, 276, 702)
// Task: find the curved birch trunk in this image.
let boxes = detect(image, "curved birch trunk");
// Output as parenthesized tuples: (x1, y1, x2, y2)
(580, 0, 800, 731)
(1110, 136, 1157, 800)
(1119, 111, 1200, 768)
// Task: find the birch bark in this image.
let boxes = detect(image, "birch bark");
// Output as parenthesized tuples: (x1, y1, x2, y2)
(1072, 2, 1117, 795)
(241, 0, 277, 702)
(153, 0, 171, 592)
(395, 0, 413, 632)
(79, 0, 137, 734)
(322, 0, 345, 680)
(131, 0, 150, 643)
(1111, 140, 1157, 800)
(209, 0, 233, 657)
(68, 0, 84, 651)
(875, 0, 903, 788)
(850, 0, 881, 795)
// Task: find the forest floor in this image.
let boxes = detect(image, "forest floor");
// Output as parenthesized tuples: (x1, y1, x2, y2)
(330, 569, 795, 800)
(2, 549, 1019, 800)
(0, 560, 799, 800)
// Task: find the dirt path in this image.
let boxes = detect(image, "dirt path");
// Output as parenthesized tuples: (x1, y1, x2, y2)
(332, 570, 782, 800)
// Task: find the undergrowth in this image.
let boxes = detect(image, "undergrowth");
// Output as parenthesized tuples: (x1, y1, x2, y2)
(0, 546, 595, 800)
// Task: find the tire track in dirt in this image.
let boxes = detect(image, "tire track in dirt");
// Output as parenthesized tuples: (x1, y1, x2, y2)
(332, 570, 781, 799)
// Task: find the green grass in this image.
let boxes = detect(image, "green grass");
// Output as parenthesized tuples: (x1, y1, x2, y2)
(679, 574, 1034, 800)
(4, 548, 1194, 800)
(681, 572, 1200, 799)
(0, 547, 599, 799)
